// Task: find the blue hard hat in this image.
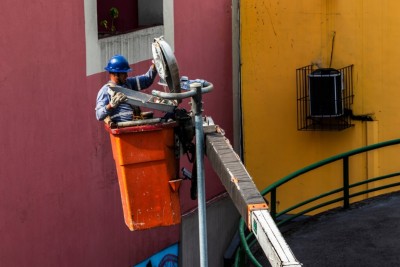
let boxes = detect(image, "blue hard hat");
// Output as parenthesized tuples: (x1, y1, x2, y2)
(104, 54, 132, 73)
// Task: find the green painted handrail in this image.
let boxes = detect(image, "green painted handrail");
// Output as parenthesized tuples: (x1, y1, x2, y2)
(266, 138, 400, 219)
(275, 172, 400, 224)
(236, 138, 400, 266)
(262, 138, 400, 196)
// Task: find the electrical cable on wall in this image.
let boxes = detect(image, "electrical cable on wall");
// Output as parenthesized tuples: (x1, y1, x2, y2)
(329, 31, 336, 68)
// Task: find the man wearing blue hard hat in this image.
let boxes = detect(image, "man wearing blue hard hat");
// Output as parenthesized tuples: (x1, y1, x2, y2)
(95, 54, 157, 122)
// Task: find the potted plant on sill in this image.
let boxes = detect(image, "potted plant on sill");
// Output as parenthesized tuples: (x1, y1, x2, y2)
(98, 7, 119, 38)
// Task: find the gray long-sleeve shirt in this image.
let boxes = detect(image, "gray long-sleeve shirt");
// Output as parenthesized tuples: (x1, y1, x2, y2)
(95, 66, 157, 122)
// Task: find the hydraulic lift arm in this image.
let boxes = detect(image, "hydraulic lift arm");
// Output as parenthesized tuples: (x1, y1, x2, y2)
(205, 132, 301, 267)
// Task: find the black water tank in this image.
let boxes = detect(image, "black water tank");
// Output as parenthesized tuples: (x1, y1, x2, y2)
(308, 68, 343, 117)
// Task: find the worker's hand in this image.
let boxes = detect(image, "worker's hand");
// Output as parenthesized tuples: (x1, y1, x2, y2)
(151, 60, 157, 72)
(109, 92, 127, 108)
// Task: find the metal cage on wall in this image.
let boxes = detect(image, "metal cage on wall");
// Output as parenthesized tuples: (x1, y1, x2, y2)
(296, 64, 354, 131)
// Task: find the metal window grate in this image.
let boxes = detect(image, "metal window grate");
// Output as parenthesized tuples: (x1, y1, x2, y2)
(296, 64, 354, 131)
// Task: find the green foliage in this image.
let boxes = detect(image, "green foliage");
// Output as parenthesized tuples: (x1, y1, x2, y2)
(110, 7, 119, 19)
(99, 7, 119, 34)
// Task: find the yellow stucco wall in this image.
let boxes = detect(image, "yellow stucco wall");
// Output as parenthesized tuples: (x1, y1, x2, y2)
(241, 1, 400, 214)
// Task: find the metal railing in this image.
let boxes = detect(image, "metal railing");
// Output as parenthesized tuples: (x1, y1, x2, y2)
(235, 138, 400, 266)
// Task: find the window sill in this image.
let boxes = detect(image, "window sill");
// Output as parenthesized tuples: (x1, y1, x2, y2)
(98, 24, 163, 39)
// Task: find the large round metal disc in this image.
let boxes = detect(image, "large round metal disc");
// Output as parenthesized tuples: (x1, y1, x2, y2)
(152, 37, 181, 93)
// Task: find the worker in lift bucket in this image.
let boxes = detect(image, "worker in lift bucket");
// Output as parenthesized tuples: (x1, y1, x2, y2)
(95, 54, 157, 123)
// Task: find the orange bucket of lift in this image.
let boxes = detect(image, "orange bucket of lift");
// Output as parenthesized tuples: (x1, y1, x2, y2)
(105, 122, 181, 231)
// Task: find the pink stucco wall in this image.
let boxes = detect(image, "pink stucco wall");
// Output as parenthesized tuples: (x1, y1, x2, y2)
(0, 0, 232, 266)
(174, 0, 234, 212)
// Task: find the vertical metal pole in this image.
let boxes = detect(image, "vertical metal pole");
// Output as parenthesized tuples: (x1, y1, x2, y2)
(191, 82, 208, 267)
(343, 156, 350, 209)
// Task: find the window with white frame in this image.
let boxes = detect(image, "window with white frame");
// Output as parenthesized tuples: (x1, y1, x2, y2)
(84, 0, 174, 76)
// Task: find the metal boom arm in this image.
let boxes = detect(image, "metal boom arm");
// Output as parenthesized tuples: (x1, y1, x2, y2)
(205, 132, 301, 267)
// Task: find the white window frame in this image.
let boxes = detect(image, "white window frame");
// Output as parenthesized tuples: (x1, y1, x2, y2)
(84, 0, 174, 76)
